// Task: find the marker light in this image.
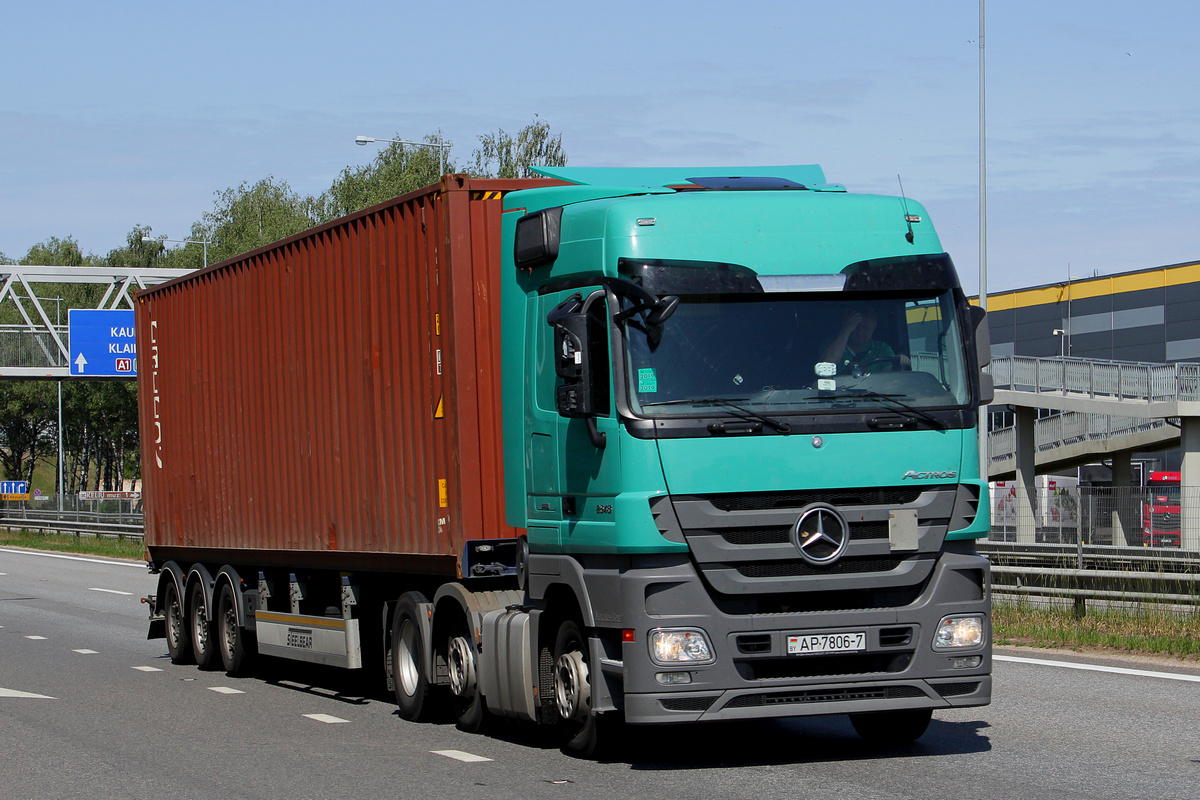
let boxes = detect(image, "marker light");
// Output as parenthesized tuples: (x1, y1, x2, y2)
(649, 628, 715, 665)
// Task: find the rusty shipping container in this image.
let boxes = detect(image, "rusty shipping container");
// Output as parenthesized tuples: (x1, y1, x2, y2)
(136, 176, 558, 576)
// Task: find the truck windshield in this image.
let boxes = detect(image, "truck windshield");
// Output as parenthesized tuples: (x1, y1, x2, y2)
(621, 257, 972, 419)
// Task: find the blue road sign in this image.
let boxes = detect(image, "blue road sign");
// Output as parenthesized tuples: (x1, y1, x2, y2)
(1, 480, 29, 500)
(69, 309, 137, 377)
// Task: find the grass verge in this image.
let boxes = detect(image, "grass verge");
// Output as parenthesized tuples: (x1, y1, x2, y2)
(993, 596, 1200, 661)
(0, 528, 145, 561)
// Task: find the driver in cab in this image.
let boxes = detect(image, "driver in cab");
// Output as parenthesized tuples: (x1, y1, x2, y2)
(819, 306, 910, 375)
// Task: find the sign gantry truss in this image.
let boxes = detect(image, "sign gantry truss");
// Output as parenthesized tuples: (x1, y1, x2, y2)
(0, 265, 193, 379)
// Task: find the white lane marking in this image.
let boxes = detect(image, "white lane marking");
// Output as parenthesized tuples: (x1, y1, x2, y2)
(303, 713, 349, 724)
(209, 686, 245, 694)
(88, 587, 133, 596)
(74, 649, 98, 654)
(0, 687, 56, 699)
(132, 666, 163, 672)
(0, 547, 144, 568)
(996, 655, 1200, 683)
(25, 635, 47, 640)
(431, 750, 494, 763)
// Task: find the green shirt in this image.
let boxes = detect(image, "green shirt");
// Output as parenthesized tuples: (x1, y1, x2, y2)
(837, 339, 895, 374)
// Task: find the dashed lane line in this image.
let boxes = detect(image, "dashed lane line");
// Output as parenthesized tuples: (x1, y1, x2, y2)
(209, 686, 246, 694)
(303, 713, 349, 724)
(132, 666, 163, 672)
(88, 587, 133, 596)
(74, 649, 98, 654)
(25, 635, 47, 640)
(431, 750, 494, 763)
(0, 687, 56, 699)
(995, 654, 1200, 683)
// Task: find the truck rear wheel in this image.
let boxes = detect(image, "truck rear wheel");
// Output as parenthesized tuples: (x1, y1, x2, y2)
(164, 579, 193, 665)
(849, 708, 933, 744)
(216, 582, 254, 676)
(447, 629, 485, 732)
(392, 591, 434, 721)
(188, 581, 218, 670)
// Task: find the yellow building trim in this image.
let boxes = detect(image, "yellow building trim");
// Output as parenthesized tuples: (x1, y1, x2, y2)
(980, 261, 1200, 312)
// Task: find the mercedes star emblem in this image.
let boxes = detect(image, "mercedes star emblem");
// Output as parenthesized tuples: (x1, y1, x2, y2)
(791, 504, 850, 565)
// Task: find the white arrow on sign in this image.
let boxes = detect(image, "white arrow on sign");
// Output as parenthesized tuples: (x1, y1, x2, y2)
(74, 353, 87, 373)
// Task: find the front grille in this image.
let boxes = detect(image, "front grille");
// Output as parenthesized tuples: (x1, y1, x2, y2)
(725, 684, 926, 709)
(660, 696, 717, 712)
(737, 557, 905, 578)
(736, 652, 912, 680)
(720, 521, 888, 546)
(707, 487, 928, 512)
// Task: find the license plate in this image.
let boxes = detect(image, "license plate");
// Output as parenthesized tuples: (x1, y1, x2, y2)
(787, 632, 866, 656)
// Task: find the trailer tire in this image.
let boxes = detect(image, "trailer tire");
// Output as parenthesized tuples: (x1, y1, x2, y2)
(392, 591, 434, 721)
(188, 581, 218, 671)
(849, 708, 933, 745)
(216, 582, 254, 676)
(164, 579, 193, 665)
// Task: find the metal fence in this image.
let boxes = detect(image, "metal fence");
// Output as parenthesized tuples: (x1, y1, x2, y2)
(990, 355, 1200, 401)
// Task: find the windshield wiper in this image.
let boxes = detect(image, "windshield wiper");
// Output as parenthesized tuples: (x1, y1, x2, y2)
(641, 397, 792, 434)
(817, 390, 946, 430)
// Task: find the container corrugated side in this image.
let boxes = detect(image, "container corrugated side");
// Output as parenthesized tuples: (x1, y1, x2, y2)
(136, 176, 557, 575)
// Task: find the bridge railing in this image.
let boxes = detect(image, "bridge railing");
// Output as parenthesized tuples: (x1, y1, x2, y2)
(990, 355, 1200, 402)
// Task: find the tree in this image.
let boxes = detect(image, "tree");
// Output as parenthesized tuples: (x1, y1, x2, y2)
(0, 381, 55, 483)
(106, 225, 166, 271)
(471, 116, 567, 179)
(321, 133, 455, 221)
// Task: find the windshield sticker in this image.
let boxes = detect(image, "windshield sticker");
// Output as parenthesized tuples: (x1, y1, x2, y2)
(638, 368, 658, 393)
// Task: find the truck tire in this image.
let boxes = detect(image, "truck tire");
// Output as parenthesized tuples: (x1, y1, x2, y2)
(447, 627, 485, 732)
(164, 579, 193, 665)
(553, 619, 606, 758)
(188, 581, 218, 670)
(216, 582, 255, 676)
(849, 708, 933, 744)
(392, 591, 434, 721)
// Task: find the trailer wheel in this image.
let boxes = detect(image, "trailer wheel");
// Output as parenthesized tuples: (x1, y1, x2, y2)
(188, 581, 218, 670)
(216, 582, 254, 676)
(392, 591, 433, 721)
(447, 628, 485, 732)
(164, 579, 193, 665)
(849, 708, 933, 745)
(553, 619, 607, 758)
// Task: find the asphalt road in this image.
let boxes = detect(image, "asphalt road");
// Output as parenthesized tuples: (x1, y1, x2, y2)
(2, 546, 1199, 800)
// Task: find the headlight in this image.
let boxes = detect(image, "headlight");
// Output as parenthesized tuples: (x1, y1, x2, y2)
(649, 628, 715, 665)
(934, 615, 984, 649)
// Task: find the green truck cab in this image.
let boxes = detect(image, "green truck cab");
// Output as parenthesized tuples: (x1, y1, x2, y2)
(500, 166, 992, 752)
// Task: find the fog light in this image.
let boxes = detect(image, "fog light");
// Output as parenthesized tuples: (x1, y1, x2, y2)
(655, 672, 693, 685)
(951, 655, 983, 669)
(934, 615, 984, 649)
(649, 628, 715, 665)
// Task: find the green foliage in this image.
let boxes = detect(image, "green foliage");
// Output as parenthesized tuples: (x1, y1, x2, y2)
(0, 382, 55, 482)
(471, 116, 567, 179)
(0, 528, 144, 560)
(20, 236, 99, 268)
(321, 134, 455, 221)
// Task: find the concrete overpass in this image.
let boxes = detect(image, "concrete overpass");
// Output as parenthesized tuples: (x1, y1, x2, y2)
(986, 355, 1200, 548)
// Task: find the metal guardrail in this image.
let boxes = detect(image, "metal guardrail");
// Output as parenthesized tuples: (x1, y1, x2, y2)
(981, 541, 1200, 610)
(0, 514, 144, 541)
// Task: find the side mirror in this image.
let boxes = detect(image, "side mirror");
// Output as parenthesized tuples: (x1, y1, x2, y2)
(514, 207, 563, 269)
(547, 293, 608, 448)
(969, 305, 994, 404)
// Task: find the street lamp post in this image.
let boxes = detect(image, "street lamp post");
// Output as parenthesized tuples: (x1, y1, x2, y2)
(143, 235, 211, 270)
(355, 134, 450, 176)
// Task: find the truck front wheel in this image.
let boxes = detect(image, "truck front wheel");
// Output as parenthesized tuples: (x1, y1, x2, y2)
(553, 619, 607, 758)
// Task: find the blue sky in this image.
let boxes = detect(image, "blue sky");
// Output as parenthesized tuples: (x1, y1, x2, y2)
(2, 1, 1197, 293)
